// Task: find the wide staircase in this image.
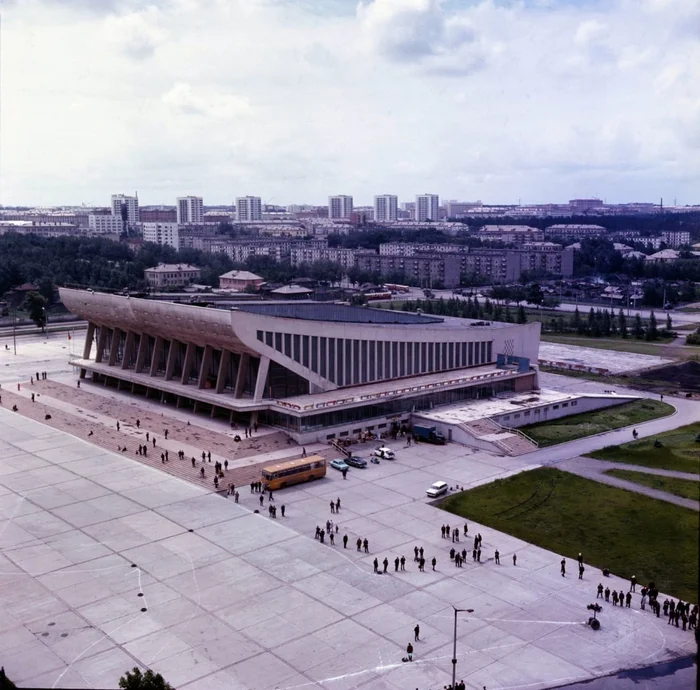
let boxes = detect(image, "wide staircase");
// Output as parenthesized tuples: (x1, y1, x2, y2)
(459, 418, 538, 457)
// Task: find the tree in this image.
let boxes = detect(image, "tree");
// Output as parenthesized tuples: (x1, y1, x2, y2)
(666, 313, 672, 331)
(525, 283, 544, 307)
(618, 309, 628, 339)
(517, 304, 527, 324)
(572, 307, 582, 334)
(24, 291, 47, 330)
(119, 667, 173, 690)
(633, 313, 644, 339)
(646, 310, 658, 341)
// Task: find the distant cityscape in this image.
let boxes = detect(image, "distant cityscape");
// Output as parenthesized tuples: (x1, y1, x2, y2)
(1, 193, 698, 290)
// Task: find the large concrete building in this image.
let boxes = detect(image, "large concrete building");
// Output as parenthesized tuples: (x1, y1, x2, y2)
(236, 196, 263, 222)
(61, 289, 540, 442)
(176, 196, 204, 224)
(143, 222, 180, 249)
(374, 195, 398, 222)
(355, 251, 462, 288)
(415, 194, 439, 221)
(328, 195, 354, 220)
(111, 194, 140, 224)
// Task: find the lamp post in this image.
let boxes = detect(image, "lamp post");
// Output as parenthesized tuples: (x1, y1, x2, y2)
(452, 606, 474, 689)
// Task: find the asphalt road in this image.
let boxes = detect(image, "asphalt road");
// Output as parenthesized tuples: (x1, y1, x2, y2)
(552, 655, 698, 690)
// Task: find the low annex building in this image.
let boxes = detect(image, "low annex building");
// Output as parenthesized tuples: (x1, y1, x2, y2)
(60, 289, 541, 443)
(144, 263, 200, 288)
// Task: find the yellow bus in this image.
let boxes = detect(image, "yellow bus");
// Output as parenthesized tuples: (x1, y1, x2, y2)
(261, 455, 327, 491)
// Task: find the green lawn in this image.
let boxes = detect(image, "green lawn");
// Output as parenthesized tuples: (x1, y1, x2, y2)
(587, 422, 700, 474)
(440, 468, 699, 602)
(520, 399, 674, 447)
(603, 469, 699, 501)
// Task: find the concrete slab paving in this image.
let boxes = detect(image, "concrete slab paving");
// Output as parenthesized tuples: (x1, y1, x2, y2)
(0, 336, 697, 689)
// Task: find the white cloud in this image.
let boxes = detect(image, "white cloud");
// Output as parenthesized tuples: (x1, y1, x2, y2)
(0, 0, 698, 205)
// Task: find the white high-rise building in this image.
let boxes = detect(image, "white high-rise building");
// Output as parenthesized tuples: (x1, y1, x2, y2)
(236, 196, 262, 222)
(110, 194, 140, 224)
(328, 195, 353, 220)
(143, 222, 180, 249)
(415, 194, 439, 221)
(374, 195, 398, 222)
(177, 196, 203, 224)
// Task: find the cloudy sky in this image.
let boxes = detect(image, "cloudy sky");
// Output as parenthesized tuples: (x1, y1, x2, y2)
(1, 0, 699, 207)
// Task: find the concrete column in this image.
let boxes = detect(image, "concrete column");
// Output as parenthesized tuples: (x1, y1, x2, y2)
(165, 339, 178, 381)
(150, 336, 163, 377)
(216, 349, 231, 394)
(135, 335, 148, 373)
(108, 328, 122, 366)
(253, 356, 270, 402)
(95, 326, 108, 363)
(198, 345, 213, 389)
(121, 331, 136, 370)
(180, 343, 195, 385)
(83, 322, 95, 360)
(234, 353, 249, 398)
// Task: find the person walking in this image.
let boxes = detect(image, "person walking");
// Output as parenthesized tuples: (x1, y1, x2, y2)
(406, 642, 413, 662)
(400, 555, 406, 571)
(363, 538, 369, 553)
(597, 583, 604, 599)
(335, 497, 341, 512)
(431, 557, 436, 571)
(513, 553, 517, 566)
(414, 624, 420, 641)
(343, 534, 348, 548)
(356, 538, 362, 552)
(383, 557, 389, 574)
(281, 505, 285, 517)
(495, 550, 500, 565)
(630, 575, 637, 592)
(579, 565, 585, 580)
(560, 559, 566, 577)
(395, 557, 400, 572)
(578, 553, 583, 567)
(373, 558, 379, 574)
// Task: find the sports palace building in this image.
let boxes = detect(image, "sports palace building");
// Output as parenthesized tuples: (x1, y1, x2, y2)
(61, 288, 541, 443)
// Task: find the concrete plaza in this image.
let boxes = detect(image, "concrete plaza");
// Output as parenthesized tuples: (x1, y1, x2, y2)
(1, 408, 696, 689)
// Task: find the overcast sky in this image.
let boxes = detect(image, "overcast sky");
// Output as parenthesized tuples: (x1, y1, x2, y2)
(1, 0, 698, 207)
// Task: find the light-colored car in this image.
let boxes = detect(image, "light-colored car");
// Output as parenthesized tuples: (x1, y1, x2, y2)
(373, 446, 395, 460)
(330, 458, 349, 472)
(426, 481, 448, 498)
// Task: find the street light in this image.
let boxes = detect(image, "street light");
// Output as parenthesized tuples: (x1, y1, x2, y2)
(452, 606, 474, 689)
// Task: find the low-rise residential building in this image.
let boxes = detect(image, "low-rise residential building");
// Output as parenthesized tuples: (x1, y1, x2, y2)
(661, 230, 691, 248)
(88, 215, 124, 234)
(354, 251, 462, 288)
(479, 225, 545, 244)
(0, 220, 82, 238)
(143, 222, 180, 249)
(545, 224, 607, 239)
(144, 263, 200, 288)
(219, 270, 265, 290)
(290, 246, 356, 270)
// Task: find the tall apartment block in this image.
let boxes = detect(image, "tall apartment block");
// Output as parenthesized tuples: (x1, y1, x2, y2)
(176, 196, 203, 224)
(328, 195, 354, 220)
(374, 195, 398, 222)
(236, 196, 263, 222)
(110, 194, 140, 224)
(142, 222, 180, 250)
(415, 194, 439, 221)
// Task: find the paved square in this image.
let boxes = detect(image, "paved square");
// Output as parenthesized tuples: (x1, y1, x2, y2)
(0, 408, 694, 689)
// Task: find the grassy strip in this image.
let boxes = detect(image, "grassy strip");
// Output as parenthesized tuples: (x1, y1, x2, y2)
(519, 400, 674, 447)
(603, 469, 699, 501)
(541, 334, 679, 357)
(587, 422, 700, 474)
(440, 468, 699, 602)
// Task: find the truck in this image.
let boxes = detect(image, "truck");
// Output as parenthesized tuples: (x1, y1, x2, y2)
(412, 424, 446, 445)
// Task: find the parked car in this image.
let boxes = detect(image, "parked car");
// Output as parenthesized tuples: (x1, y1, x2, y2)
(330, 458, 349, 472)
(345, 456, 367, 468)
(426, 481, 448, 498)
(372, 447, 395, 460)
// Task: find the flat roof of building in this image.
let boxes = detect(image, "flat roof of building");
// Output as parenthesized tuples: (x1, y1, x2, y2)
(234, 302, 444, 324)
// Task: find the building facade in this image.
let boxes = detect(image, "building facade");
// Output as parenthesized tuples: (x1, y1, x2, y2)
(236, 196, 263, 222)
(545, 224, 606, 239)
(61, 289, 540, 442)
(219, 271, 265, 290)
(354, 252, 461, 288)
(328, 195, 354, 220)
(143, 264, 200, 288)
(143, 222, 180, 249)
(111, 194, 140, 224)
(177, 196, 204, 224)
(415, 194, 439, 221)
(374, 195, 398, 222)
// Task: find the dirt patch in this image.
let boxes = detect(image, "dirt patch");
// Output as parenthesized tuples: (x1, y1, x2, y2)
(635, 360, 700, 394)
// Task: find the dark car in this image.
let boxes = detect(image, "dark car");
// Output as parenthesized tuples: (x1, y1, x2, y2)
(345, 456, 367, 468)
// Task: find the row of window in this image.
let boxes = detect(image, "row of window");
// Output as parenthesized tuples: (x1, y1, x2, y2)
(501, 400, 577, 421)
(256, 330, 493, 386)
